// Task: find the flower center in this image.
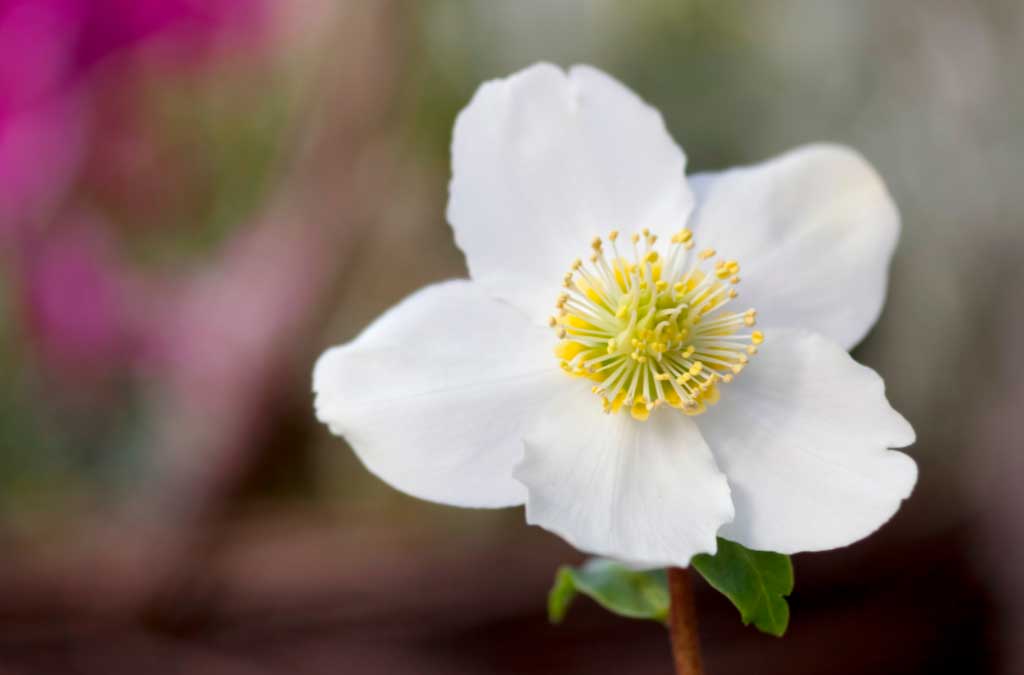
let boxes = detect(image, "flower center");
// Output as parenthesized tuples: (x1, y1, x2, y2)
(551, 229, 763, 421)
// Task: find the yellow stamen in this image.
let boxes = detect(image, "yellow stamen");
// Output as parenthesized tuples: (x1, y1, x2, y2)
(550, 229, 761, 420)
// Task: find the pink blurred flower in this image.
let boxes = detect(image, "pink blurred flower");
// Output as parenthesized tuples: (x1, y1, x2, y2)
(73, 0, 265, 69)
(3, 0, 268, 379)
(0, 0, 266, 236)
(0, 0, 84, 234)
(20, 224, 136, 375)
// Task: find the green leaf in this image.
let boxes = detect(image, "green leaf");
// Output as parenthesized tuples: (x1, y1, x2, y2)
(548, 540, 794, 636)
(547, 559, 670, 624)
(691, 538, 794, 637)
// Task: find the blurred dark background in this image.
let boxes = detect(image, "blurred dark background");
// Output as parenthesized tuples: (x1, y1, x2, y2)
(1, 1, 1021, 673)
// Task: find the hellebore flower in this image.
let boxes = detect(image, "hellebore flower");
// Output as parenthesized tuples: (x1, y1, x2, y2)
(313, 64, 916, 567)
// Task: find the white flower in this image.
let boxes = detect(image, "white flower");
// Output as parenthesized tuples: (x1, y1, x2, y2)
(313, 63, 916, 568)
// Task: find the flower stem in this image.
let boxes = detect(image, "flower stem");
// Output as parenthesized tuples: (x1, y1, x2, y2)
(667, 567, 704, 675)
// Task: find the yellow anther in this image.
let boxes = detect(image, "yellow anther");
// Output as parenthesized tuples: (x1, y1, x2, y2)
(631, 233, 640, 244)
(609, 230, 619, 241)
(747, 345, 758, 355)
(751, 330, 764, 344)
(655, 279, 668, 292)
(556, 327, 567, 339)
(664, 388, 682, 408)
(728, 289, 738, 299)
(602, 391, 626, 414)
(731, 364, 745, 375)
(699, 248, 716, 260)
(645, 251, 659, 264)
(630, 399, 650, 421)
(730, 276, 741, 285)
(690, 362, 704, 375)
(683, 401, 706, 417)
(702, 386, 721, 406)
(672, 228, 693, 244)
(548, 316, 557, 327)
(591, 237, 603, 250)
(572, 258, 583, 270)
(554, 341, 586, 361)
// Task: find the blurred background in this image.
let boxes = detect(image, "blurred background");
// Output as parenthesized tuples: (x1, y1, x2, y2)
(0, 1, 1021, 673)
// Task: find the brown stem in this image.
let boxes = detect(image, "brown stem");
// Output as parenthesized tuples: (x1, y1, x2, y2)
(667, 567, 704, 675)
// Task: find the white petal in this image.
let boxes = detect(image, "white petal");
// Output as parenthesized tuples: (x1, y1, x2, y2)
(313, 280, 561, 508)
(698, 330, 917, 553)
(515, 380, 734, 568)
(448, 63, 693, 324)
(688, 144, 901, 349)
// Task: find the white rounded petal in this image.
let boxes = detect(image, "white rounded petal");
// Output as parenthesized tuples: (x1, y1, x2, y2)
(688, 144, 901, 349)
(515, 380, 734, 568)
(448, 62, 693, 324)
(313, 280, 561, 508)
(698, 330, 917, 554)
